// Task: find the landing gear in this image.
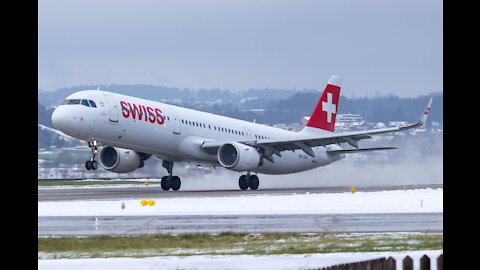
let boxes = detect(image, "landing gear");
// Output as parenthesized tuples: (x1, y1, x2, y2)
(239, 175, 249, 190)
(238, 174, 259, 191)
(249, 175, 259, 190)
(85, 140, 98, 171)
(161, 160, 181, 191)
(161, 176, 170, 191)
(171, 176, 181, 191)
(85, 160, 98, 170)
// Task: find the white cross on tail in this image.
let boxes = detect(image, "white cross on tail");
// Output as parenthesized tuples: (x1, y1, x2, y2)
(322, 92, 336, 123)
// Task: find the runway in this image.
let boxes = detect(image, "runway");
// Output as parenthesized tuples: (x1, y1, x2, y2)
(38, 184, 442, 201)
(38, 184, 442, 236)
(38, 213, 442, 236)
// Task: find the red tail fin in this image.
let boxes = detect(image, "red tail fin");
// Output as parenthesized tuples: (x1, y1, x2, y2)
(306, 75, 342, 132)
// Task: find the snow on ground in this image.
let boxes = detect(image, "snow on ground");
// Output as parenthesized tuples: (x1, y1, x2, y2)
(38, 188, 442, 216)
(39, 250, 443, 270)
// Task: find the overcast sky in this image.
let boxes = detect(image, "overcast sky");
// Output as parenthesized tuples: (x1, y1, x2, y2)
(38, 0, 442, 97)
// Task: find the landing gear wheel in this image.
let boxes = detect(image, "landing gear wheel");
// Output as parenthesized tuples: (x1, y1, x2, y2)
(171, 176, 181, 191)
(86, 140, 98, 171)
(239, 175, 249, 190)
(249, 175, 259, 190)
(161, 176, 171, 191)
(85, 160, 92, 170)
(91, 160, 98, 170)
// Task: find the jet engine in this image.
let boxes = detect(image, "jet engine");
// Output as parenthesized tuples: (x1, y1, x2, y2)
(217, 142, 260, 171)
(99, 146, 149, 173)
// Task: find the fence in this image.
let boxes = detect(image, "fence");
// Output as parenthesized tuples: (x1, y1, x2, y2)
(314, 254, 443, 270)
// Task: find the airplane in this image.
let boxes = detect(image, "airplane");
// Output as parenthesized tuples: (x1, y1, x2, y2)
(51, 76, 432, 191)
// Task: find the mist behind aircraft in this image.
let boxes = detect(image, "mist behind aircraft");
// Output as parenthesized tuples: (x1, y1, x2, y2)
(160, 133, 443, 190)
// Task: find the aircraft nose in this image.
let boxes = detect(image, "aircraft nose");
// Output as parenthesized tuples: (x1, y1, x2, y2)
(51, 106, 66, 130)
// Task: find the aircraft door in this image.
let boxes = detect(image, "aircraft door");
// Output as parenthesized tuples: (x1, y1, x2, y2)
(170, 108, 181, 135)
(104, 94, 119, 123)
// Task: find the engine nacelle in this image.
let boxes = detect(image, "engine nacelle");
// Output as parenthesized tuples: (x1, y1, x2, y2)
(217, 142, 260, 171)
(99, 146, 143, 173)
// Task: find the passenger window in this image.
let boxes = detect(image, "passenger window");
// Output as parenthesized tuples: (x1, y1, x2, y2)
(89, 100, 97, 107)
(208, 125, 211, 129)
(81, 100, 90, 107)
(67, 99, 81, 105)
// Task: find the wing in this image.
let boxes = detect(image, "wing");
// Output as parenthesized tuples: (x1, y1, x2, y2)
(202, 97, 432, 158)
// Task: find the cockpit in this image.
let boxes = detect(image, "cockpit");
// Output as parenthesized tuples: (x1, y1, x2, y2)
(60, 99, 97, 108)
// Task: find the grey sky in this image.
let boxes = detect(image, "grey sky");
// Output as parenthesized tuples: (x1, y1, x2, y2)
(38, 0, 442, 97)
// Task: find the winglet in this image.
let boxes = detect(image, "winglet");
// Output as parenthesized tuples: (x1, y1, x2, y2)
(400, 97, 433, 130)
(418, 97, 433, 126)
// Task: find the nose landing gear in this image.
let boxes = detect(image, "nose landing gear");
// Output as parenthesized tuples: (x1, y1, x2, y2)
(85, 140, 98, 170)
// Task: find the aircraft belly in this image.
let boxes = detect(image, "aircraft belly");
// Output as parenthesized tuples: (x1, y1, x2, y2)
(255, 148, 334, 175)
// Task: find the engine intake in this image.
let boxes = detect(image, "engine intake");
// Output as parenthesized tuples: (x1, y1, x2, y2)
(218, 142, 260, 171)
(99, 146, 144, 173)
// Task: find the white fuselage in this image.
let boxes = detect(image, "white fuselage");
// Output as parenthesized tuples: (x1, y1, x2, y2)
(51, 90, 344, 175)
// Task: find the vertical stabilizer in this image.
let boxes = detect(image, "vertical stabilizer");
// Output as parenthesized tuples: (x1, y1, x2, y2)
(302, 75, 342, 134)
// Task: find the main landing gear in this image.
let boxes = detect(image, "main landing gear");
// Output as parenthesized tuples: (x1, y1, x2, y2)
(238, 173, 259, 191)
(160, 160, 181, 191)
(85, 140, 98, 170)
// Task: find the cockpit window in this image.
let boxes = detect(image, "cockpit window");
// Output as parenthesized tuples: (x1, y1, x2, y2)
(89, 100, 97, 107)
(67, 99, 81, 105)
(81, 99, 90, 107)
(61, 99, 69, 105)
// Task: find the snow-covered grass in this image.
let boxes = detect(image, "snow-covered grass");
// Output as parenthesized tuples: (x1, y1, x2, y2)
(38, 232, 443, 259)
(38, 188, 442, 216)
(38, 250, 443, 270)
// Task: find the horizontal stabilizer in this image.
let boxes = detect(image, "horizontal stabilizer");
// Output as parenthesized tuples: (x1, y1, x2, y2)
(327, 147, 397, 155)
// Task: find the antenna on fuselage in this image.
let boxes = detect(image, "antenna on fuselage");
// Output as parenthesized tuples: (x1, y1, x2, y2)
(253, 119, 256, 123)
(96, 85, 101, 90)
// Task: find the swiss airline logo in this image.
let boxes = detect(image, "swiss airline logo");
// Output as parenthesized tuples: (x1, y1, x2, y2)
(120, 101, 165, 125)
(306, 84, 341, 132)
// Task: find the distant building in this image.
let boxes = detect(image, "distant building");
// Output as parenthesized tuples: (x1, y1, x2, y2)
(388, 121, 409, 127)
(301, 114, 366, 131)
